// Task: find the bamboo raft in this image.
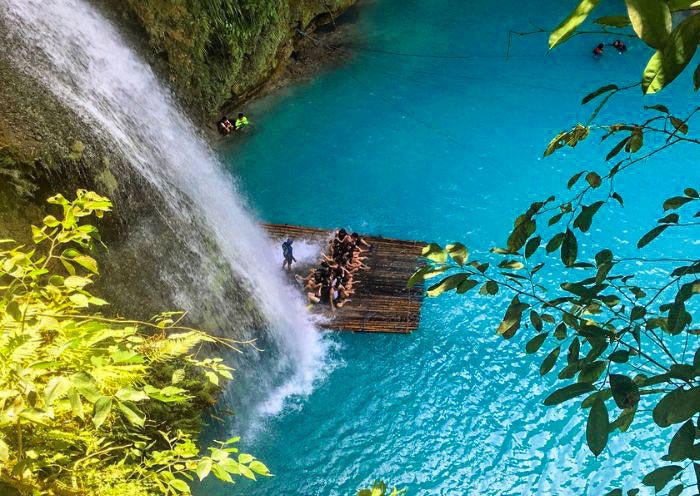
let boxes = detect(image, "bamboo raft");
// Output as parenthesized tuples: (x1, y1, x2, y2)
(264, 224, 426, 334)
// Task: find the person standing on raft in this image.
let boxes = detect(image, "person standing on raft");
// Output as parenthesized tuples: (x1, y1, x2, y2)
(282, 238, 297, 271)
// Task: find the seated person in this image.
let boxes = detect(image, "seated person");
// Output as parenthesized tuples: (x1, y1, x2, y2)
(235, 112, 250, 130)
(351, 232, 371, 249)
(218, 116, 234, 135)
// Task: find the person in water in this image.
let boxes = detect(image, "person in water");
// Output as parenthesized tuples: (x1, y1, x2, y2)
(611, 39, 627, 53)
(235, 112, 250, 130)
(282, 238, 296, 271)
(218, 115, 234, 135)
(592, 43, 604, 58)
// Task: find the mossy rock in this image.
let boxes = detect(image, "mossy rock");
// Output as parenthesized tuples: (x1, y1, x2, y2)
(111, 0, 355, 119)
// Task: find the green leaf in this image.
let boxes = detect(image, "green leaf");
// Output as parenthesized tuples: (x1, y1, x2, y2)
(637, 225, 668, 248)
(668, 484, 684, 496)
(607, 136, 631, 161)
(248, 460, 271, 476)
(625, 0, 672, 49)
(497, 296, 529, 339)
(578, 361, 606, 383)
(525, 236, 541, 258)
(670, 116, 689, 134)
(239, 464, 256, 480)
(543, 382, 595, 405)
(695, 63, 700, 90)
(408, 265, 431, 288)
(426, 273, 468, 297)
(663, 195, 694, 211)
(540, 346, 561, 375)
(567, 171, 585, 189)
(445, 243, 468, 265)
(670, 0, 700, 11)
(92, 396, 112, 429)
(595, 15, 631, 27)
(526, 333, 548, 354)
(595, 249, 612, 265)
(610, 374, 640, 409)
(172, 369, 186, 384)
(549, 0, 602, 48)
(546, 232, 565, 253)
(653, 387, 700, 427)
(115, 388, 149, 403)
(530, 310, 543, 331)
(642, 465, 683, 492)
(573, 201, 604, 232)
(456, 279, 478, 294)
(586, 172, 602, 188)
(0, 439, 8, 461)
(196, 459, 213, 480)
(73, 254, 98, 274)
(667, 420, 695, 461)
(628, 128, 643, 153)
(642, 14, 700, 94)
(70, 372, 100, 403)
(561, 229, 578, 267)
(610, 406, 636, 432)
(568, 337, 581, 363)
(19, 408, 50, 426)
(68, 389, 84, 419)
(645, 104, 670, 113)
(421, 243, 447, 263)
(479, 281, 499, 295)
(586, 396, 609, 456)
(44, 376, 71, 406)
(498, 259, 524, 270)
(69, 293, 90, 308)
(507, 218, 536, 252)
(168, 479, 191, 493)
(609, 350, 631, 363)
(582, 84, 618, 104)
(211, 463, 233, 483)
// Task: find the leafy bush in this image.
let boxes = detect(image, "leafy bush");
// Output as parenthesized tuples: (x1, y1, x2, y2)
(414, 2, 700, 493)
(0, 190, 270, 495)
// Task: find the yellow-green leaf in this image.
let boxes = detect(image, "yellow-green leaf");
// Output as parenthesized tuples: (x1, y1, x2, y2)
(549, 0, 602, 48)
(625, 0, 671, 49)
(642, 14, 700, 94)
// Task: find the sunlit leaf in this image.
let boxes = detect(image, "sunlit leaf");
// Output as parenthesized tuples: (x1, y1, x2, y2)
(549, 0, 602, 48)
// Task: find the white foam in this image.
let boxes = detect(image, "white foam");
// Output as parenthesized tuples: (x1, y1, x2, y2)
(0, 0, 329, 417)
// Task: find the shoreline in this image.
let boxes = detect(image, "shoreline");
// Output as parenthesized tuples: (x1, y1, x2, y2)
(210, 4, 363, 138)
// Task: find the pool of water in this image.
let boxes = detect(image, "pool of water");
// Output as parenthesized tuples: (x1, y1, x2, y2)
(209, 0, 700, 494)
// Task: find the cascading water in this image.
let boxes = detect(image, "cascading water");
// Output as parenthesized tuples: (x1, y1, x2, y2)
(0, 0, 330, 422)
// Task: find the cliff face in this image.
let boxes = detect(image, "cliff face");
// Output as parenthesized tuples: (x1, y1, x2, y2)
(0, 0, 356, 223)
(115, 0, 354, 119)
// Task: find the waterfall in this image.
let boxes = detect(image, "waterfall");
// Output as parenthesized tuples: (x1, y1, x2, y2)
(0, 0, 330, 421)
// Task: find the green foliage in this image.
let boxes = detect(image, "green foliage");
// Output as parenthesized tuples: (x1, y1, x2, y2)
(548, 0, 700, 94)
(410, 5, 700, 493)
(0, 190, 270, 494)
(356, 481, 407, 496)
(119, 0, 352, 116)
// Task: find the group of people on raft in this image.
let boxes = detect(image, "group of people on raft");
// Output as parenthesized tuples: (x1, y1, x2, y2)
(218, 112, 250, 135)
(284, 229, 372, 309)
(593, 39, 627, 58)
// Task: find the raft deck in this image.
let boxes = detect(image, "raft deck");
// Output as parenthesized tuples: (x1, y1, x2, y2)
(264, 224, 426, 334)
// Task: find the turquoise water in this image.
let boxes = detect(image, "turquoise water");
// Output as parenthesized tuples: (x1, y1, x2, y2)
(213, 1, 700, 494)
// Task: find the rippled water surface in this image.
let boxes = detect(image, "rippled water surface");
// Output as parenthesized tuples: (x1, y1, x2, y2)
(211, 0, 700, 494)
